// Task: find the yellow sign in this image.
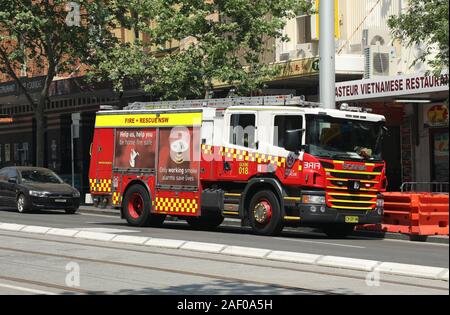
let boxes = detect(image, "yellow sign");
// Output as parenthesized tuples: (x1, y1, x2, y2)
(312, 0, 340, 39)
(95, 112, 202, 128)
(274, 58, 319, 80)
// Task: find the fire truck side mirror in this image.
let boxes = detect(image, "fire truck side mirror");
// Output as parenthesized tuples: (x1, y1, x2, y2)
(285, 129, 304, 153)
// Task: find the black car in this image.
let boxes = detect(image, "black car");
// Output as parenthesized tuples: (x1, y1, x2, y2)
(0, 167, 80, 214)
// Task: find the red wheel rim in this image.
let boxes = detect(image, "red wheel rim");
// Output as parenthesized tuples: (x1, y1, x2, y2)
(253, 199, 272, 225)
(128, 193, 144, 219)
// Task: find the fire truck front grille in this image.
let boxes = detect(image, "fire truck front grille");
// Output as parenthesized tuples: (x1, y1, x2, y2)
(326, 171, 377, 181)
(327, 192, 377, 210)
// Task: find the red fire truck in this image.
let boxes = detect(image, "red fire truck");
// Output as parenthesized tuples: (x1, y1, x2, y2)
(89, 95, 387, 237)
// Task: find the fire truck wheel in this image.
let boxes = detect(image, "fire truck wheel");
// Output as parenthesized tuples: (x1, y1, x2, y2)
(249, 190, 283, 236)
(186, 213, 224, 230)
(123, 185, 165, 227)
(323, 224, 356, 238)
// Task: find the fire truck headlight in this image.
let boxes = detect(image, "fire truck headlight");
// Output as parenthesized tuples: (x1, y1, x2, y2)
(303, 195, 326, 205)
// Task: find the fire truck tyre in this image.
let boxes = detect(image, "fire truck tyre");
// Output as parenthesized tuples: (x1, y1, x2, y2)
(249, 190, 283, 236)
(323, 224, 356, 238)
(123, 185, 165, 227)
(186, 214, 224, 230)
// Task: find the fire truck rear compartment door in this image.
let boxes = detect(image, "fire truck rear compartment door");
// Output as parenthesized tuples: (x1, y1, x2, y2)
(92, 128, 114, 184)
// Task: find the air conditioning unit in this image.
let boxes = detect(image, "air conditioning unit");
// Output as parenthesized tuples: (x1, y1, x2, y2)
(288, 42, 319, 60)
(279, 52, 291, 62)
(349, 43, 362, 54)
(364, 45, 398, 78)
(361, 28, 391, 47)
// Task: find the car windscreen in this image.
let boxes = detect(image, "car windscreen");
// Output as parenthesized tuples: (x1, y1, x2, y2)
(20, 170, 63, 184)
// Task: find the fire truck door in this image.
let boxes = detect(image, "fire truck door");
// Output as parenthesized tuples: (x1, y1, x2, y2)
(92, 128, 114, 183)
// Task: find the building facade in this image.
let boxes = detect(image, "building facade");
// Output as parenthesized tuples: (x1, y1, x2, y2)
(261, 0, 449, 191)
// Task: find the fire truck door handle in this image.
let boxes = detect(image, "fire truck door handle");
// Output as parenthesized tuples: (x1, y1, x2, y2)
(223, 161, 231, 172)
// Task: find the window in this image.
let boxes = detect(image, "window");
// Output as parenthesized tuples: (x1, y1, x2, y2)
(297, 15, 312, 44)
(229, 114, 256, 149)
(274, 115, 303, 149)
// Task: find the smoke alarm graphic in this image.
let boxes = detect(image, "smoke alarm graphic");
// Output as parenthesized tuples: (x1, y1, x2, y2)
(170, 139, 189, 164)
(129, 149, 140, 168)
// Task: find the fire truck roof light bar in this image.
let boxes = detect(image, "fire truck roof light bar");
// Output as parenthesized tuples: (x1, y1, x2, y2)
(125, 95, 321, 111)
(339, 103, 373, 113)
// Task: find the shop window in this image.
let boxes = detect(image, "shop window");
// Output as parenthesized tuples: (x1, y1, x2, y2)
(431, 129, 449, 182)
(4, 144, 10, 162)
(13, 143, 19, 161)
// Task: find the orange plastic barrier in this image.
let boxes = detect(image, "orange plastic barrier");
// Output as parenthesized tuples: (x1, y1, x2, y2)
(358, 192, 449, 241)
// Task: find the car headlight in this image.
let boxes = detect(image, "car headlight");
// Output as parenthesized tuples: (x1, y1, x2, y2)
(29, 190, 50, 197)
(376, 199, 384, 208)
(73, 190, 80, 198)
(303, 195, 326, 204)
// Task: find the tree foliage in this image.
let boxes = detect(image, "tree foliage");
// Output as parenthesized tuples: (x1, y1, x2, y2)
(388, 0, 449, 74)
(91, 0, 312, 100)
(0, 0, 126, 166)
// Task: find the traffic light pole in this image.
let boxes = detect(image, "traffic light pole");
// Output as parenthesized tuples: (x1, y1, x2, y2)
(319, 0, 336, 109)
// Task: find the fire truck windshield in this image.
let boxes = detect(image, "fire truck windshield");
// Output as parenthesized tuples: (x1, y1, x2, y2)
(306, 115, 384, 161)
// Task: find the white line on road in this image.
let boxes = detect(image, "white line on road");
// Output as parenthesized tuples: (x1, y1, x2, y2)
(0, 282, 56, 295)
(75, 227, 140, 234)
(273, 237, 366, 249)
(79, 213, 122, 219)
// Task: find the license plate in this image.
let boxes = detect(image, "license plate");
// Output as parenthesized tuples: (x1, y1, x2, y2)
(55, 199, 67, 203)
(345, 216, 359, 224)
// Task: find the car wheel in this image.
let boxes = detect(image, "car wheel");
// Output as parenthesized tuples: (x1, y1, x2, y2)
(65, 207, 79, 214)
(17, 194, 29, 213)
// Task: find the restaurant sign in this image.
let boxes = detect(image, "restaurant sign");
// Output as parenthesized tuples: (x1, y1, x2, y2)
(335, 73, 449, 102)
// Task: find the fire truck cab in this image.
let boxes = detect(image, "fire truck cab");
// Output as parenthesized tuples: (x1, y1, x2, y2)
(89, 95, 387, 237)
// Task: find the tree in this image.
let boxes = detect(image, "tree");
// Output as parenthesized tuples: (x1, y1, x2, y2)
(0, 0, 126, 166)
(388, 0, 449, 74)
(91, 0, 312, 100)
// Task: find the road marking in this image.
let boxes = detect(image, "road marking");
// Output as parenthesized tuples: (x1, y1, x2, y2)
(74, 227, 140, 234)
(79, 213, 122, 219)
(0, 282, 56, 295)
(273, 237, 366, 249)
(378, 238, 449, 247)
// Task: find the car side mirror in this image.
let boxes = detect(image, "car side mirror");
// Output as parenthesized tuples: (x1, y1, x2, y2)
(285, 129, 304, 153)
(8, 178, 17, 184)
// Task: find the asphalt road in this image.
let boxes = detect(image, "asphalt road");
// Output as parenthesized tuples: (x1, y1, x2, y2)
(0, 231, 448, 295)
(0, 208, 448, 268)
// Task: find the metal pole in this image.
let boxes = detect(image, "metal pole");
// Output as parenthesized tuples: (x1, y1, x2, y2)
(71, 124, 75, 188)
(319, 0, 336, 109)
